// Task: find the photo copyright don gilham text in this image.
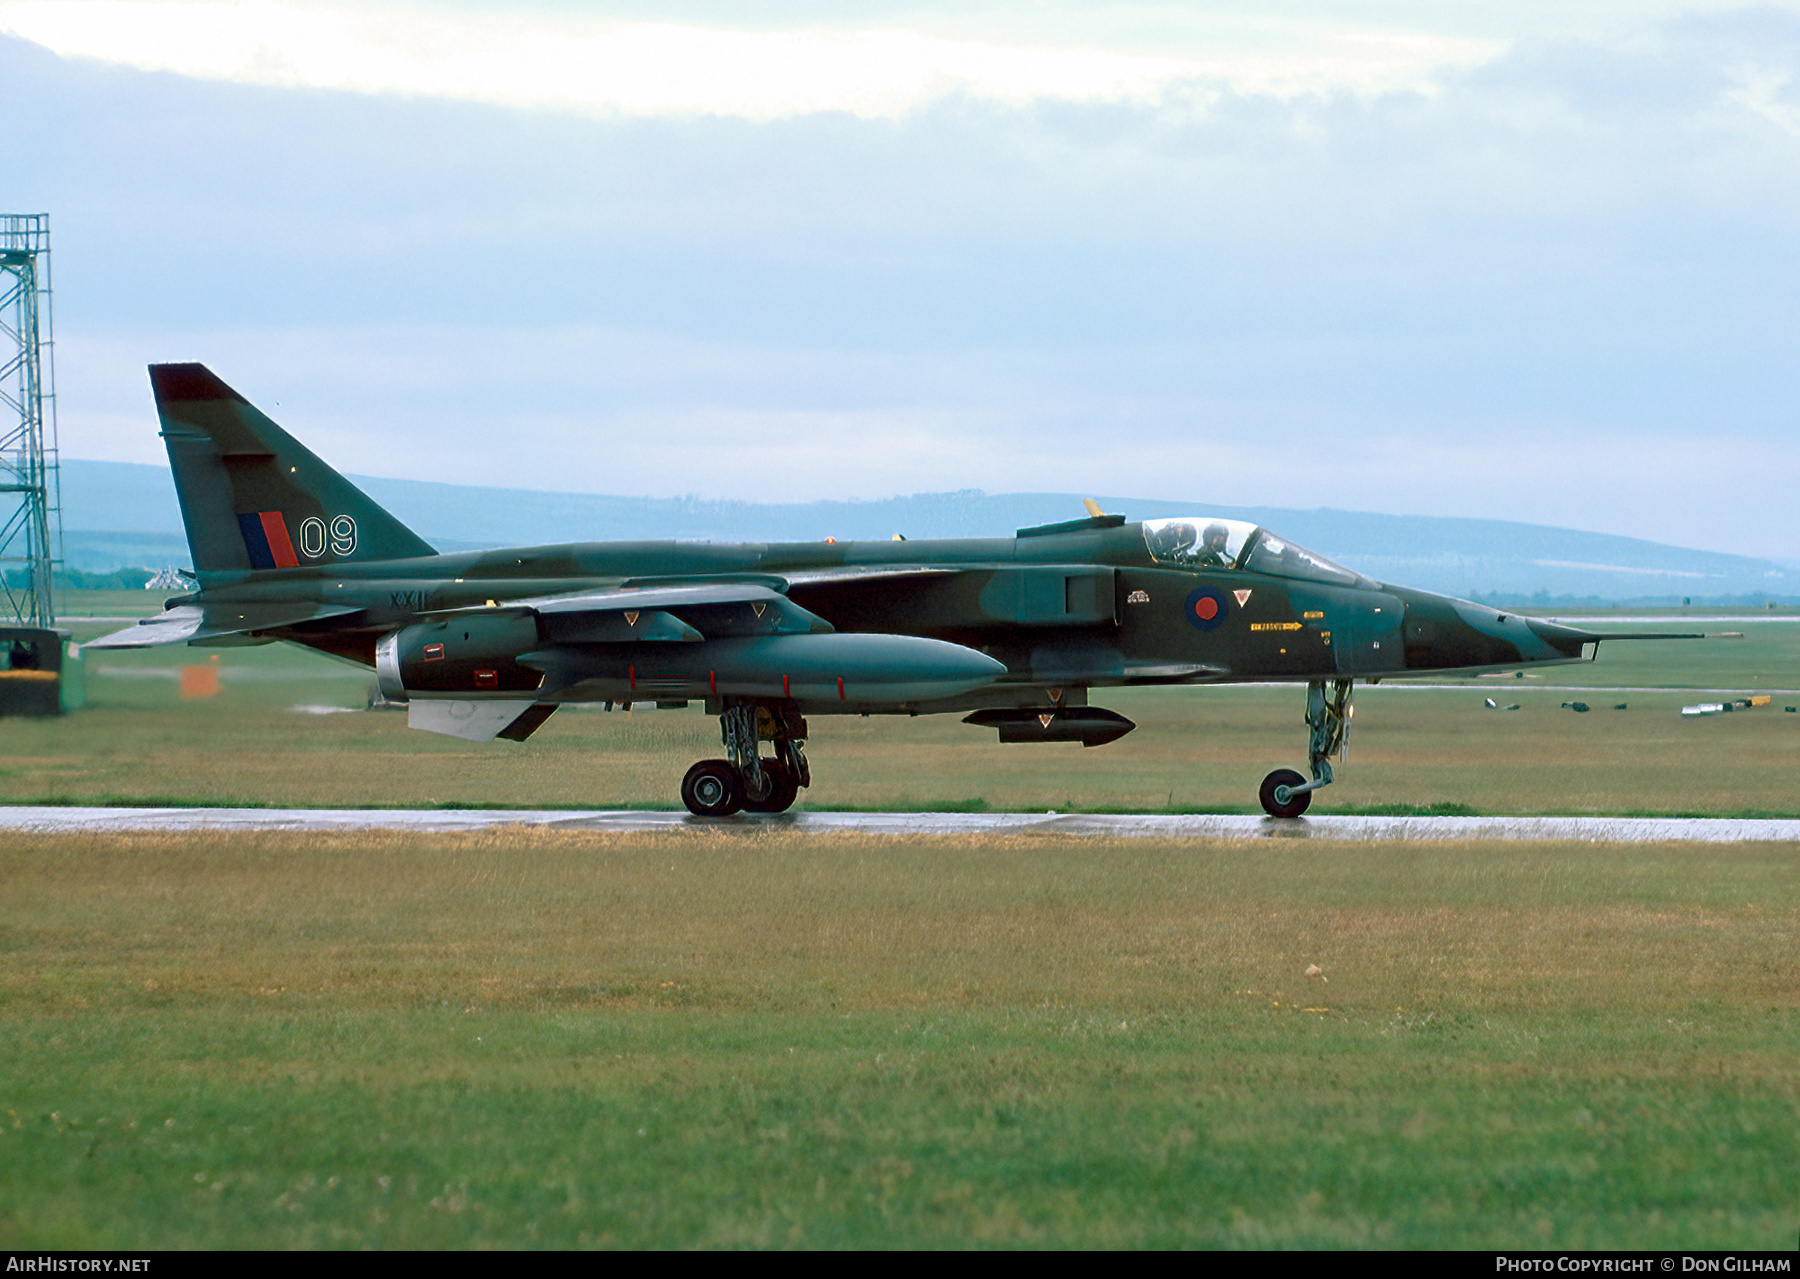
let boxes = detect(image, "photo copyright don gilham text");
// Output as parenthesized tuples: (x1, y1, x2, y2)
(1497, 1261, 1792, 1274)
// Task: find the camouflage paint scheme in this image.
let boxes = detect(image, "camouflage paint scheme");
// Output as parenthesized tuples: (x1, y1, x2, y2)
(95, 364, 1664, 817)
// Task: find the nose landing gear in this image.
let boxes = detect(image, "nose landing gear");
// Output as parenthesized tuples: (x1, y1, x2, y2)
(681, 700, 811, 816)
(1260, 678, 1353, 818)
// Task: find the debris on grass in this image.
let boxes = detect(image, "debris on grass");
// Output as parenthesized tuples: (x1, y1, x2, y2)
(1684, 696, 1773, 717)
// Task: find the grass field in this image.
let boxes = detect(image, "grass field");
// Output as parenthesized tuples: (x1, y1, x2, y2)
(4, 600, 1794, 1249)
(9, 600, 1797, 815)
(0, 827, 1794, 1249)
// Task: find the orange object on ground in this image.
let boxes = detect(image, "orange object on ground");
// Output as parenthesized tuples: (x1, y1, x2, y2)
(180, 665, 221, 699)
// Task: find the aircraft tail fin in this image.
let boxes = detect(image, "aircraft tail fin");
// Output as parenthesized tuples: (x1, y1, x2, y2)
(150, 364, 436, 574)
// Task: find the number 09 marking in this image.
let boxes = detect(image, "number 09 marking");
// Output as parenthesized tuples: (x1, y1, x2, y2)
(298, 515, 358, 559)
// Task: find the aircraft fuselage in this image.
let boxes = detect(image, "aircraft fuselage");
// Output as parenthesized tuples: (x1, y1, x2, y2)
(169, 524, 1596, 716)
(108, 362, 1665, 818)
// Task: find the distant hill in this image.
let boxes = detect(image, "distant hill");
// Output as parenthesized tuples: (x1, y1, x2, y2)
(55, 459, 1797, 603)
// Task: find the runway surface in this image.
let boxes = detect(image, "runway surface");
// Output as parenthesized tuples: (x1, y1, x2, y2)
(4, 806, 1797, 842)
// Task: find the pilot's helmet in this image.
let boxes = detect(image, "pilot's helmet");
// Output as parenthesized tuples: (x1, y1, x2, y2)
(1150, 521, 1198, 557)
(1202, 523, 1230, 552)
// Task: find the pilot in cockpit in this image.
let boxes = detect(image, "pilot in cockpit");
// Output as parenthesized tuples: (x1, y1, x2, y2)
(1147, 521, 1199, 560)
(1193, 523, 1232, 567)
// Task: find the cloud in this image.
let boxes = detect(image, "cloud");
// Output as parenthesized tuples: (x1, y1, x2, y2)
(56, 316, 1800, 562)
(0, 0, 1502, 118)
(7, 5, 1800, 557)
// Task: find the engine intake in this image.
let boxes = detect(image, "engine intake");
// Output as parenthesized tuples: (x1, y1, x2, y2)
(375, 614, 544, 701)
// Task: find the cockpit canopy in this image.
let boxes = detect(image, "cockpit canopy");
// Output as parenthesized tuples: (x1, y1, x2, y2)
(1141, 517, 1365, 587)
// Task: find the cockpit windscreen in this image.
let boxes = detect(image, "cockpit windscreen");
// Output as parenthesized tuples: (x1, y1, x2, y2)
(1142, 517, 1364, 586)
(1141, 517, 1256, 569)
(1240, 533, 1363, 587)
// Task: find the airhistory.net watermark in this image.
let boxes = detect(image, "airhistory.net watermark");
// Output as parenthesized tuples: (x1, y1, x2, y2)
(6, 1261, 151, 1273)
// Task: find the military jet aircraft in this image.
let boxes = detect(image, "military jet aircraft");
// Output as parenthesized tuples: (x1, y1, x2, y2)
(92, 364, 1692, 818)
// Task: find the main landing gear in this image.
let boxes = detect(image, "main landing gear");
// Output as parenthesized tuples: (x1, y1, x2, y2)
(1259, 678, 1353, 819)
(680, 700, 811, 817)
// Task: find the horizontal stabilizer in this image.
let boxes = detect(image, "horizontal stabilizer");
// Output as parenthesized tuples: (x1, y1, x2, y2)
(87, 601, 368, 649)
(408, 699, 553, 742)
(188, 602, 365, 640)
(84, 606, 205, 649)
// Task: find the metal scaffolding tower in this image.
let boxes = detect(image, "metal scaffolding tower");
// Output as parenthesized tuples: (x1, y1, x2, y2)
(0, 213, 60, 627)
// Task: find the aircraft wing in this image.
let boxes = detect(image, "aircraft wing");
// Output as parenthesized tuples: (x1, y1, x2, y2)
(431, 581, 836, 642)
(604, 566, 956, 590)
(778, 565, 956, 587)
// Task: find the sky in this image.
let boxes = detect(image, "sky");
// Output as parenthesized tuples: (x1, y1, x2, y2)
(3, 0, 1798, 558)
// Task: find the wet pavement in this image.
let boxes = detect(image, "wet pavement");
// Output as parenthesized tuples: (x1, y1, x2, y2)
(3, 807, 1797, 842)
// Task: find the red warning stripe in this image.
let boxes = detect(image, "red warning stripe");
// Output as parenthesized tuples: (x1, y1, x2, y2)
(259, 511, 299, 568)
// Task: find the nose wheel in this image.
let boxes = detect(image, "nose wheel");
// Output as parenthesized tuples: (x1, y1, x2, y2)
(1259, 678, 1353, 818)
(1259, 768, 1311, 818)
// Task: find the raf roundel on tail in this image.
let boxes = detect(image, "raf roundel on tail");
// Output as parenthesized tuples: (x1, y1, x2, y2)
(91, 364, 1705, 817)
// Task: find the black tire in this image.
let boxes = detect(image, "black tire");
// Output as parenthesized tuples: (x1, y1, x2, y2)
(742, 761, 800, 814)
(1259, 768, 1311, 819)
(681, 759, 743, 817)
